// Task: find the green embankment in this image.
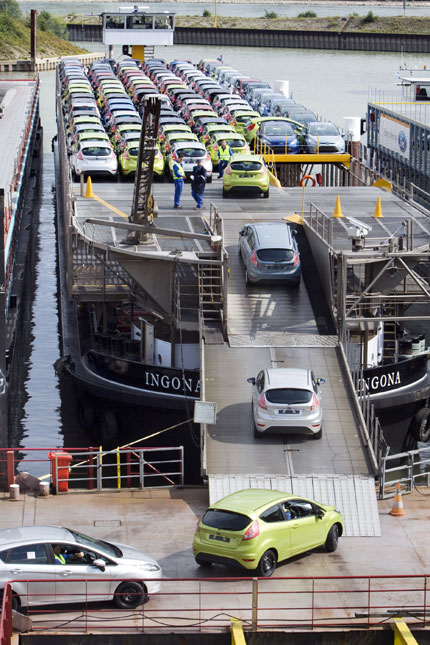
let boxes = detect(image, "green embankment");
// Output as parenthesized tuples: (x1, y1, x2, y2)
(0, 13, 87, 60)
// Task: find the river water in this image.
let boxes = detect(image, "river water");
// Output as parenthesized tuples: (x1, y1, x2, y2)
(7, 20, 425, 470)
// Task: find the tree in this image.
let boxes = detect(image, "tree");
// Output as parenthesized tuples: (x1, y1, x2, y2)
(0, 0, 22, 19)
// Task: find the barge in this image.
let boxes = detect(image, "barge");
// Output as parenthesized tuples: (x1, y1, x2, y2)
(0, 77, 41, 457)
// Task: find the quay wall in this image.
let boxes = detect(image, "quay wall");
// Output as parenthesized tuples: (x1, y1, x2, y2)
(0, 52, 104, 73)
(66, 23, 430, 53)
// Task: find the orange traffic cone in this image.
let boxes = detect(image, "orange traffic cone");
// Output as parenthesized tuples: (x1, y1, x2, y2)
(390, 482, 405, 517)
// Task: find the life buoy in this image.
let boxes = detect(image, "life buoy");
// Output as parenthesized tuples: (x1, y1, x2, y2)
(300, 175, 316, 187)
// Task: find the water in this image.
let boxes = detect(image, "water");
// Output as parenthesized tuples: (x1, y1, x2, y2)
(18, 1, 430, 18)
(7, 34, 425, 464)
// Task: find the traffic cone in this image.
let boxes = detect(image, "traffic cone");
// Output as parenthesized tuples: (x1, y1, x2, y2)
(373, 196, 383, 218)
(390, 482, 405, 517)
(332, 195, 344, 218)
(85, 176, 94, 198)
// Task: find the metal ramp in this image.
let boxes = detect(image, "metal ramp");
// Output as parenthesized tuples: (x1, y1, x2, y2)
(208, 473, 381, 537)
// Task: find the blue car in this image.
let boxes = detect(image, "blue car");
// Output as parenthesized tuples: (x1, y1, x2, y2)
(256, 120, 300, 154)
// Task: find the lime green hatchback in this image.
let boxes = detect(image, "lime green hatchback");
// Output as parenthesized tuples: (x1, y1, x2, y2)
(193, 488, 344, 577)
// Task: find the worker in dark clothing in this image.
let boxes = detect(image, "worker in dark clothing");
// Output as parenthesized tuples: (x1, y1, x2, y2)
(172, 153, 185, 209)
(190, 159, 207, 209)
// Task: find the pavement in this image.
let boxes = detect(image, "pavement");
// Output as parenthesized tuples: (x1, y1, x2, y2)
(1, 485, 430, 580)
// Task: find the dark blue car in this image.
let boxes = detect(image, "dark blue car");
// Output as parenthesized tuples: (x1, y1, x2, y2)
(256, 120, 300, 154)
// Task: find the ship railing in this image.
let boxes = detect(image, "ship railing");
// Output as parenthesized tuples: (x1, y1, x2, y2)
(1, 574, 429, 638)
(379, 448, 430, 499)
(0, 446, 184, 494)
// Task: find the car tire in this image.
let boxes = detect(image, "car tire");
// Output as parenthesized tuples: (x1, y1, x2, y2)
(0, 591, 21, 613)
(222, 187, 228, 198)
(256, 549, 277, 577)
(195, 557, 212, 568)
(312, 428, 322, 440)
(245, 270, 251, 286)
(206, 176, 212, 184)
(263, 188, 269, 199)
(325, 524, 339, 553)
(114, 581, 145, 609)
(253, 424, 261, 438)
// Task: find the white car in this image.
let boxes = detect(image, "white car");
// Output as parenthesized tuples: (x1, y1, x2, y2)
(168, 141, 213, 182)
(0, 525, 162, 610)
(248, 368, 325, 440)
(304, 121, 346, 154)
(71, 141, 117, 180)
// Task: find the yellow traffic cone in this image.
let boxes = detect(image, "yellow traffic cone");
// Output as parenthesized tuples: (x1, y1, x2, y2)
(332, 195, 343, 218)
(85, 176, 94, 199)
(373, 196, 383, 218)
(390, 482, 405, 517)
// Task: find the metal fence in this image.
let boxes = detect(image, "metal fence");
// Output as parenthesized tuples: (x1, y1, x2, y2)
(379, 447, 430, 499)
(1, 574, 429, 639)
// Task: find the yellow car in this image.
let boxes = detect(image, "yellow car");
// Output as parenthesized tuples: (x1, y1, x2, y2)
(222, 153, 270, 198)
(163, 131, 199, 155)
(119, 140, 164, 179)
(207, 132, 249, 165)
(230, 110, 260, 135)
(158, 123, 192, 148)
(244, 116, 304, 143)
(199, 123, 236, 145)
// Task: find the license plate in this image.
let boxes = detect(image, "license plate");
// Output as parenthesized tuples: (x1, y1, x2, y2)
(278, 409, 300, 415)
(239, 174, 249, 178)
(209, 534, 230, 543)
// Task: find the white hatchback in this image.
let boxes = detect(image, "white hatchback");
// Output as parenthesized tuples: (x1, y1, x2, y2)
(71, 141, 117, 180)
(248, 368, 325, 440)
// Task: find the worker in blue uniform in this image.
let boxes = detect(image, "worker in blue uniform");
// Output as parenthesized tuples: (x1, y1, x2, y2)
(172, 153, 185, 209)
(190, 159, 207, 209)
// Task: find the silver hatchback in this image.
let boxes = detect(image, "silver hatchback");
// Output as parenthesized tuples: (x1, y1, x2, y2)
(0, 526, 162, 610)
(248, 368, 325, 439)
(239, 221, 301, 286)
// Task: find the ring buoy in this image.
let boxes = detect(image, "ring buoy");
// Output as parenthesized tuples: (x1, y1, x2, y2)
(301, 175, 316, 187)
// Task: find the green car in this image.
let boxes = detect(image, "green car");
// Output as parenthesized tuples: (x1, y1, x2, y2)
(231, 110, 260, 136)
(193, 488, 344, 577)
(163, 131, 199, 155)
(222, 153, 270, 198)
(207, 132, 250, 165)
(159, 124, 192, 149)
(199, 123, 236, 145)
(119, 141, 164, 178)
(243, 116, 304, 143)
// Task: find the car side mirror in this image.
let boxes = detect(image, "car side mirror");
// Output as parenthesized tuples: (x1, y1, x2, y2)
(317, 377, 326, 385)
(239, 229, 245, 236)
(316, 508, 325, 519)
(247, 377, 256, 385)
(92, 559, 106, 571)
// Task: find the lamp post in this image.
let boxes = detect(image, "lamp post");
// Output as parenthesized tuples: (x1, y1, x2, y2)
(214, 0, 218, 28)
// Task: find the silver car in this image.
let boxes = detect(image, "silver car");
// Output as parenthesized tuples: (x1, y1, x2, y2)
(0, 526, 162, 610)
(304, 121, 346, 154)
(248, 368, 325, 439)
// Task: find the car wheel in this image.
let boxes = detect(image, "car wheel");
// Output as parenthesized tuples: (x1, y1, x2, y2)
(312, 428, 322, 440)
(114, 581, 145, 609)
(254, 424, 261, 438)
(245, 269, 251, 286)
(325, 524, 339, 553)
(0, 590, 21, 613)
(256, 549, 277, 577)
(195, 557, 212, 568)
(222, 187, 228, 198)
(263, 188, 269, 199)
(206, 176, 212, 184)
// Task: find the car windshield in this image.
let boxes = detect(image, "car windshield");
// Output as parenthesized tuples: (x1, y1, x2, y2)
(129, 148, 139, 157)
(202, 509, 251, 531)
(265, 388, 313, 404)
(261, 123, 294, 136)
(236, 114, 254, 123)
(227, 139, 245, 148)
(308, 123, 339, 136)
(257, 248, 294, 262)
(67, 528, 121, 557)
(231, 160, 262, 172)
(288, 113, 316, 124)
(178, 148, 204, 158)
(82, 147, 111, 157)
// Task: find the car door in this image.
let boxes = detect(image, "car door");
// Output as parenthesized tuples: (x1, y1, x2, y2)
(0, 543, 56, 606)
(286, 500, 327, 556)
(258, 504, 291, 562)
(52, 543, 113, 605)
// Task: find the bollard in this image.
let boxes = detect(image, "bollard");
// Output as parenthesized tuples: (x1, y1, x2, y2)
(9, 483, 20, 500)
(39, 481, 50, 496)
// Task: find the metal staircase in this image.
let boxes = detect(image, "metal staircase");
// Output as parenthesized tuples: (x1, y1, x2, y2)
(382, 304, 397, 362)
(198, 258, 225, 343)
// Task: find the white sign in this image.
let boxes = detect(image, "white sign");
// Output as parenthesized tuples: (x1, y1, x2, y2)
(378, 113, 410, 160)
(193, 401, 217, 425)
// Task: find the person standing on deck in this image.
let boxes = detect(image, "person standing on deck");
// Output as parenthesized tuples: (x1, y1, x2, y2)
(172, 153, 185, 209)
(190, 159, 207, 210)
(217, 140, 232, 178)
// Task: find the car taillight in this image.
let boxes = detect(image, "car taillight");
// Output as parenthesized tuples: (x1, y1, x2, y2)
(172, 152, 177, 160)
(205, 152, 210, 161)
(250, 250, 258, 267)
(310, 393, 320, 411)
(124, 151, 129, 160)
(213, 143, 218, 151)
(259, 166, 266, 175)
(77, 151, 84, 160)
(293, 251, 299, 267)
(205, 135, 209, 142)
(225, 166, 231, 175)
(242, 520, 260, 541)
(232, 119, 236, 126)
(257, 392, 267, 410)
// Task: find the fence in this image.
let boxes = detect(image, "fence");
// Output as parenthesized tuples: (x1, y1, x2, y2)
(0, 446, 184, 493)
(380, 448, 430, 499)
(1, 574, 429, 639)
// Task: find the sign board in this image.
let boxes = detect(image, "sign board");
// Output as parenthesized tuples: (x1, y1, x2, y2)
(194, 401, 217, 425)
(378, 113, 410, 160)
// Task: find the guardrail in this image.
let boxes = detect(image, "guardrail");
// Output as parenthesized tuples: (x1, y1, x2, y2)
(0, 446, 184, 493)
(1, 574, 429, 639)
(379, 448, 430, 499)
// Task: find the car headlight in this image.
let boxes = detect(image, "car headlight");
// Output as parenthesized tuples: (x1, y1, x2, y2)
(139, 563, 161, 572)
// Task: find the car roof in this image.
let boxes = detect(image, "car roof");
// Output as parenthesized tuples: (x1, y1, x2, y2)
(212, 489, 295, 514)
(248, 222, 295, 249)
(0, 526, 74, 546)
(231, 153, 263, 162)
(213, 132, 245, 141)
(172, 141, 205, 150)
(265, 367, 310, 388)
